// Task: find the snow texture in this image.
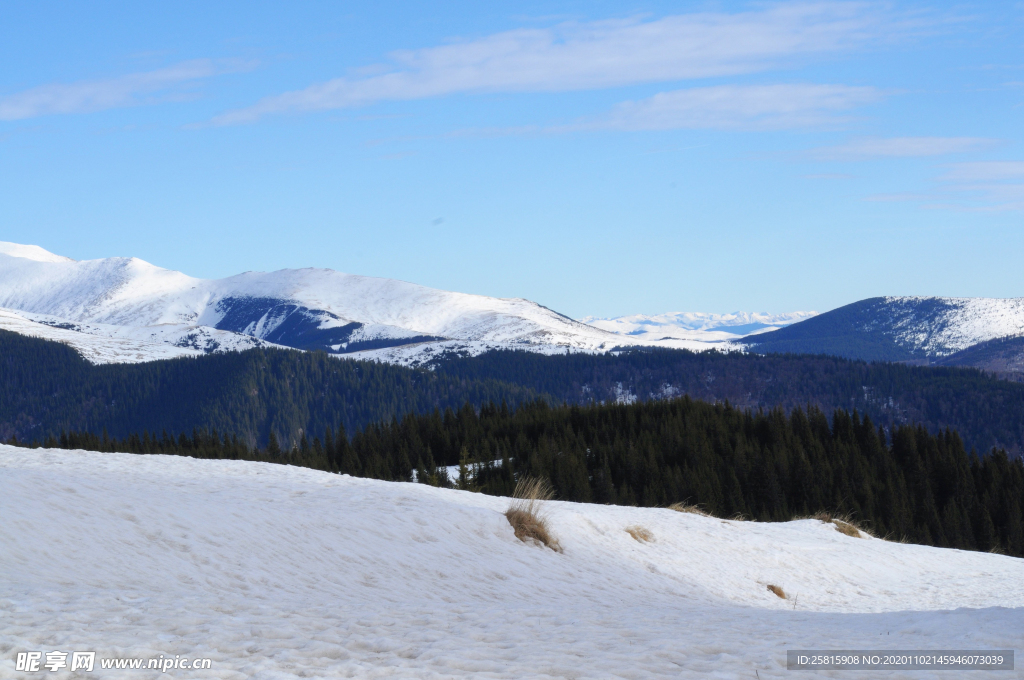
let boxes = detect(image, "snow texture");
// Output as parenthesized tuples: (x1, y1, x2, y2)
(1, 447, 1021, 679)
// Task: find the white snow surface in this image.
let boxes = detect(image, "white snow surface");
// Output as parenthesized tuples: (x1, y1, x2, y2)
(0, 306, 280, 364)
(0, 242, 730, 365)
(883, 296, 1024, 356)
(583, 311, 819, 344)
(0, 307, 202, 363)
(2, 447, 1021, 679)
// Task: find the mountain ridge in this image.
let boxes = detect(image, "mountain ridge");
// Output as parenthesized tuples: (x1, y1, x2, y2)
(0, 242, 734, 364)
(743, 295, 1024, 370)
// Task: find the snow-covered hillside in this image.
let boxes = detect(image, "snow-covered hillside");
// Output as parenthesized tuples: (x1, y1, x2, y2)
(1, 448, 1020, 678)
(744, 295, 1024, 364)
(878, 296, 1024, 356)
(584, 310, 817, 344)
(0, 242, 726, 365)
(0, 306, 278, 364)
(0, 307, 201, 363)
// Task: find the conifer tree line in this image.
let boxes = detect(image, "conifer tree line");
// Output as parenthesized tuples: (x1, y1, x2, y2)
(14, 397, 1023, 558)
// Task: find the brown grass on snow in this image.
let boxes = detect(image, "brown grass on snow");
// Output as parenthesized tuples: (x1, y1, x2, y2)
(668, 502, 710, 517)
(625, 525, 654, 542)
(803, 511, 868, 538)
(766, 584, 787, 599)
(505, 477, 562, 552)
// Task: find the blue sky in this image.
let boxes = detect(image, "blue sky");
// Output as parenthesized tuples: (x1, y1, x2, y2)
(1, 1, 1022, 318)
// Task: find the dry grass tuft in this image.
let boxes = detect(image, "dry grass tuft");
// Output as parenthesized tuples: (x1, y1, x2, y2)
(668, 501, 710, 516)
(505, 477, 562, 552)
(802, 511, 868, 538)
(832, 520, 862, 538)
(766, 584, 787, 599)
(625, 525, 654, 542)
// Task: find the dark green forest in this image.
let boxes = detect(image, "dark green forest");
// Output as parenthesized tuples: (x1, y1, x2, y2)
(20, 398, 1024, 558)
(0, 330, 541, 446)
(4, 330, 1024, 458)
(432, 349, 1024, 456)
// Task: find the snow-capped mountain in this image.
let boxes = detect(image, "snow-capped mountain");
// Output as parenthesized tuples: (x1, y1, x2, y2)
(744, 296, 1024, 363)
(0, 242, 727, 365)
(4, 243, 1020, 372)
(583, 310, 817, 343)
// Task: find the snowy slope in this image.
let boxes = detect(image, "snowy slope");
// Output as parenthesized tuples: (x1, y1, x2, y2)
(584, 310, 818, 343)
(745, 296, 1024, 363)
(878, 296, 1024, 355)
(2, 447, 1021, 679)
(0, 306, 280, 364)
(0, 242, 730, 365)
(0, 307, 202, 363)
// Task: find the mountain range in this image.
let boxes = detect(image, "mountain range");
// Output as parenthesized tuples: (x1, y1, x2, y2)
(1, 242, 1022, 377)
(0, 242, 766, 365)
(582, 310, 817, 343)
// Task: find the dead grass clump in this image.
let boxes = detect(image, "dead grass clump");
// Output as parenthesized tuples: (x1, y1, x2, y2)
(505, 477, 562, 552)
(766, 584, 787, 599)
(832, 520, 862, 538)
(802, 511, 867, 538)
(668, 501, 710, 517)
(625, 525, 654, 542)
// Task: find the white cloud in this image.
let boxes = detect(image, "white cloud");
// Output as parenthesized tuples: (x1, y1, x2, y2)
(867, 160, 1024, 211)
(212, 3, 885, 125)
(936, 161, 1024, 211)
(583, 84, 880, 131)
(939, 161, 1024, 181)
(812, 136, 997, 159)
(0, 60, 251, 121)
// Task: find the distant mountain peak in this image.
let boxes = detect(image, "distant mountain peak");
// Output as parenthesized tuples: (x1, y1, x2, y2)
(582, 310, 818, 343)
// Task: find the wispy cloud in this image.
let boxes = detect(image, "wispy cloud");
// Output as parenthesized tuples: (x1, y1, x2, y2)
(937, 161, 1024, 211)
(939, 161, 1024, 181)
(0, 59, 253, 121)
(866, 160, 1024, 211)
(579, 84, 880, 131)
(211, 3, 887, 125)
(812, 136, 997, 159)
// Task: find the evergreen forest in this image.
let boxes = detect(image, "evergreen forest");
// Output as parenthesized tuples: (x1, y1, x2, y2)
(4, 331, 1024, 458)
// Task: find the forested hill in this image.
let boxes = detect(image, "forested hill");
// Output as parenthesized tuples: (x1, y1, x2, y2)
(3, 329, 1024, 457)
(0, 330, 543, 446)
(430, 349, 1024, 456)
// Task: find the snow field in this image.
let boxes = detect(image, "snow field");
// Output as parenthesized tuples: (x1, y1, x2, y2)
(1, 447, 1022, 679)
